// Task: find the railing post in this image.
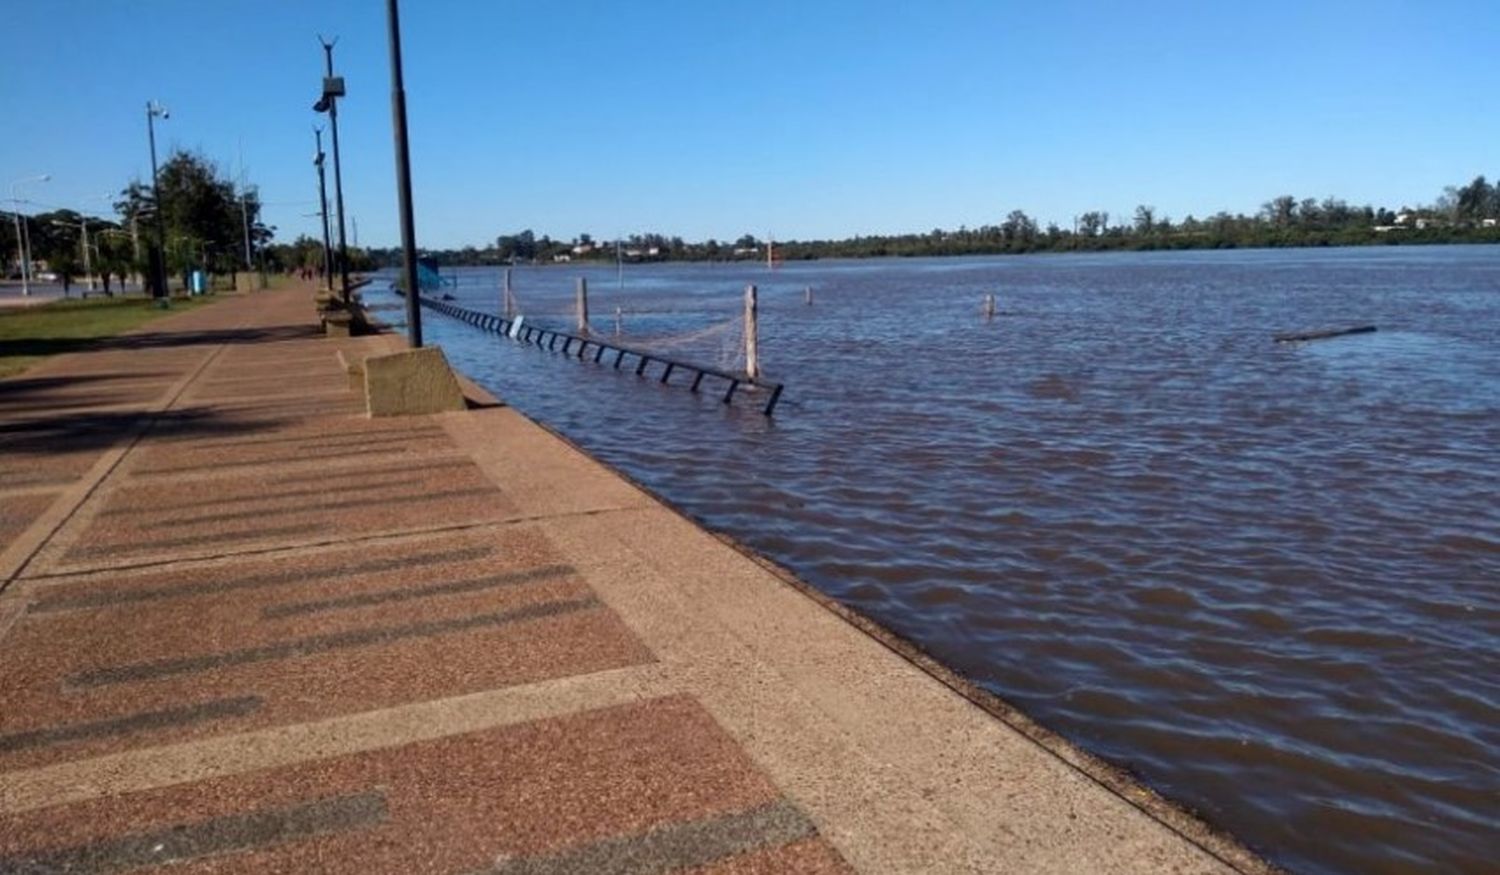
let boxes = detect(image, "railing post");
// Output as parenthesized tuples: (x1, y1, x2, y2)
(576, 276, 589, 333)
(764, 383, 784, 416)
(744, 283, 759, 380)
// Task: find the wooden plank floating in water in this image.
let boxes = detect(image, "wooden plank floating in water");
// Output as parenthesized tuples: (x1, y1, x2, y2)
(1274, 325, 1377, 343)
(404, 290, 786, 416)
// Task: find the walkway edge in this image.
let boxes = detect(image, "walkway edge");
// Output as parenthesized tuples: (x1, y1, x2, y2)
(437, 339, 1279, 875)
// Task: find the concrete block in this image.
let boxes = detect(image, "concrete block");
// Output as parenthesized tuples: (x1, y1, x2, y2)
(335, 349, 367, 390)
(234, 271, 265, 292)
(363, 346, 467, 417)
(324, 309, 354, 337)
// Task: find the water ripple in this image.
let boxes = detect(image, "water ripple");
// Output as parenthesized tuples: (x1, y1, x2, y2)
(379, 247, 1500, 875)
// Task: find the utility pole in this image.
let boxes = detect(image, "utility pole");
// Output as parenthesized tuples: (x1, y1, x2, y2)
(81, 217, 94, 292)
(130, 214, 141, 288)
(240, 191, 252, 270)
(8, 209, 23, 296)
(385, 0, 422, 347)
(313, 127, 334, 292)
(10, 174, 49, 296)
(315, 37, 351, 304)
(145, 101, 169, 298)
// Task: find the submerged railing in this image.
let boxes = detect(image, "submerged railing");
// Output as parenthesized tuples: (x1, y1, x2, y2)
(409, 292, 786, 416)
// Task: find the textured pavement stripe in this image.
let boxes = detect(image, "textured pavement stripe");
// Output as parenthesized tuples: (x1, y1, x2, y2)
(0, 664, 678, 815)
(140, 429, 450, 466)
(0, 697, 262, 754)
(70, 596, 602, 687)
(485, 799, 816, 875)
(134, 442, 441, 475)
(265, 457, 471, 484)
(66, 523, 327, 559)
(261, 564, 574, 619)
(28, 545, 495, 613)
(0, 791, 387, 874)
(96, 475, 429, 517)
(166, 425, 445, 451)
(150, 486, 500, 528)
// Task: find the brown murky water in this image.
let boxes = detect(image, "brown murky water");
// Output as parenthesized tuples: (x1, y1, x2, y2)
(375, 246, 1498, 874)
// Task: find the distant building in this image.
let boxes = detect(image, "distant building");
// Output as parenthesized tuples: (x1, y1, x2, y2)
(1483, 218, 1498, 228)
(553, 253, 571, 263)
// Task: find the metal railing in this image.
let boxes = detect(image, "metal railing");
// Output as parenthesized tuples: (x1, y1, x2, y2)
(411, 292, 786, 416)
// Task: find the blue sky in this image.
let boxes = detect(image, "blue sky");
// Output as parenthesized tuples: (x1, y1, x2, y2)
(1, 0, 1495, 249)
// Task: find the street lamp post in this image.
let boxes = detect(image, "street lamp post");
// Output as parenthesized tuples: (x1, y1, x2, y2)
(314, 37, 350, 305)
(313, 127, 334, 292)
(386, 0, 422, 347)
(239, 191, 253, 272)
(81, 217, 94, 292)
(145, 100, 169, 298)
(9, 174, 50, 296)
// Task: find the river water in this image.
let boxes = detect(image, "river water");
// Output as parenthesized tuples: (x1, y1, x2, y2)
(370, 246, 1498, 874)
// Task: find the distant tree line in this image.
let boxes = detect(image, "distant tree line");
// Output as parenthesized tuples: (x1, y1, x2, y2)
(361, 174, 1500, 268)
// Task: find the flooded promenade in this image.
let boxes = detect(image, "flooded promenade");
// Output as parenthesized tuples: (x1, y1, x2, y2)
(0, 285, 1263, 872)
(376, 245, 1500, 875)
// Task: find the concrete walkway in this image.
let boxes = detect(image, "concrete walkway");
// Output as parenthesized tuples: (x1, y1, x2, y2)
(0, 286, 1271, 873)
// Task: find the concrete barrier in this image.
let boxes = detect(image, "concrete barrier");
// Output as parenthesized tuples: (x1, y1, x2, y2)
(362, 346, 467, 417)
(234, 272, 265, 293)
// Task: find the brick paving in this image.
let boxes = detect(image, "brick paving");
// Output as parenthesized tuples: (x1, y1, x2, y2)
(0, 286, 1268, 873)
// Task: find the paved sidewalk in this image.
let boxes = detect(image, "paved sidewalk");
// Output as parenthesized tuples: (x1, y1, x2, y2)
(0, 286, 1269, 873)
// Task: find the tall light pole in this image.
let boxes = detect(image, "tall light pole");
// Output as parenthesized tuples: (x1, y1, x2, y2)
(9, 174, 49, 296)
(145, 100, 169, 298)
(80, 217, 95, 292)
(313, 127, 334, 292)
(386, 0, 422, 347)
(240, 189, 253, 271)
(53, 217, 95, 293)
(314, 37, 350, 305)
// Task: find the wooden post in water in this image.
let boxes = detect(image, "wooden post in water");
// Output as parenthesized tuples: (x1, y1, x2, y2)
(503, 268, 514, 319)
(984, 293, 996, 320)
(744, 283, 760, 380)
(575, 276, 589, 333)
(805, 286, 813, 305)
(615, 305, 623, 336)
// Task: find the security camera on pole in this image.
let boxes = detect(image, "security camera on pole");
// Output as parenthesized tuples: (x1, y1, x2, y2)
(145, 100, 170, 299)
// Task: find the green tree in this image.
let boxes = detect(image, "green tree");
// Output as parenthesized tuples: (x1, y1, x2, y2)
(115, 151, 263, 282)
(1455, 175, 1492, 220)
(1263, 195, 1296, 227)
(1133, 205, 1156, 235)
